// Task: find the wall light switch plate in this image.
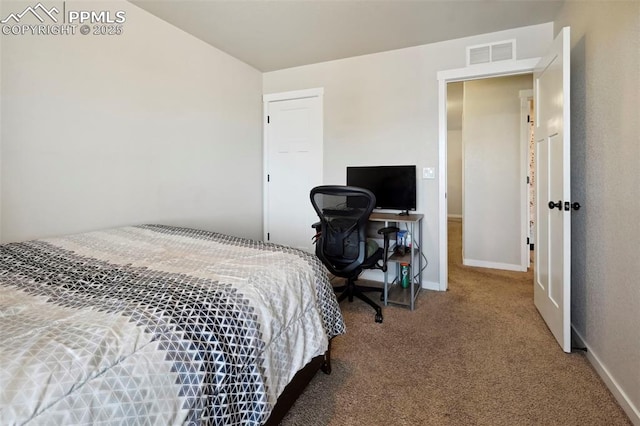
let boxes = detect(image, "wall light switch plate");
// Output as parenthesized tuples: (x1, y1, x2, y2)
(423, 167, 436, 179)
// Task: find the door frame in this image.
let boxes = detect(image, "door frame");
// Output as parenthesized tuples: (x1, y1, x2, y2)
(437, 59, 539, 291)
(520, 89, 534, 266)
(262, 87, 324, 243)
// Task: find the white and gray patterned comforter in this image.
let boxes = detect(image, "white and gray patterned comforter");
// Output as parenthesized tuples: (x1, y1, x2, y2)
(0, 225, 345, 425)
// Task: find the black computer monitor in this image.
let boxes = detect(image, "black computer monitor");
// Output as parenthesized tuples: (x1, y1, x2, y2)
(346, 165, 417, 214)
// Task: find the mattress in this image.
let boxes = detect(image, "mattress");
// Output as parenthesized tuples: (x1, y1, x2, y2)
(0, 224, 345, 425)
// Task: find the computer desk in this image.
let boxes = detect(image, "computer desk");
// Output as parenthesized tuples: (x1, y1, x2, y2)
(369, 212, 423, 311)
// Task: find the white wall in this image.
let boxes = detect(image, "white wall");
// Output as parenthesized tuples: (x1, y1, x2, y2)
(462, 75, 532, 270)
(554, 2, 640, 422)
(263, 23, 553, 287)
(447, 81, 463, 218)
(0, 0, 263, 242)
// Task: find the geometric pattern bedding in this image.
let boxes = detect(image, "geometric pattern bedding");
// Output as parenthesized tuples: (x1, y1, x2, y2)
(0, 225, 345, 425)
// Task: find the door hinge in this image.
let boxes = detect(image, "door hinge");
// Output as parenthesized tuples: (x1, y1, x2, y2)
(267, 115, 270, 124)
(527, 114, 531, 123)
(267, 174, 270, 182)
(527, 237, 530, 244)
(527, 176, 530, 184)
(267, 233, 270, 241)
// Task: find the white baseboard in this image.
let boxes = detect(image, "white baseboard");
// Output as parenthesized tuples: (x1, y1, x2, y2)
(422, 280, 440, 291)
(463, 258, 527, 272)
(359, 269, 383, 282)
(572, 327, 640, 425)
(357, 271, 442, 292)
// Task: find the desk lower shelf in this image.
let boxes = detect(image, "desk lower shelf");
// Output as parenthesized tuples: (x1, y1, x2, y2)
(329, 276, 420, 310)
(385, 280, 421, 308)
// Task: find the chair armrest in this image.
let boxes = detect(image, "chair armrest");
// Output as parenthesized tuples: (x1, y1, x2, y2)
(311, 222, 322, 245)
(377, 226, 399, 236)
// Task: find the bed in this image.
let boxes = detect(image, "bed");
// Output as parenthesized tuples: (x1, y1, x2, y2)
(0, 224, 345, 425)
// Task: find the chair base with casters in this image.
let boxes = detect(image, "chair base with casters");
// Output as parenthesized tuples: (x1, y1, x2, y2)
(333, 275, 385, 323)
(310, 185, 398, 323)
(332, 228, 397, 323)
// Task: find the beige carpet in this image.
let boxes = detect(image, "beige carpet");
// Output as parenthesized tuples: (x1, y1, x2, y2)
(280, 220, 630, 425)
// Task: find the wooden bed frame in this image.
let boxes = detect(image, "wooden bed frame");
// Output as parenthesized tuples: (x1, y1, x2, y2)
(264, 341, 332, 425)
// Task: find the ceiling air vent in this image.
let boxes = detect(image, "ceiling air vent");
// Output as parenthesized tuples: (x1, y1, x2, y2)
(467, 39, 516, 66)
(468, 45, 490, 65)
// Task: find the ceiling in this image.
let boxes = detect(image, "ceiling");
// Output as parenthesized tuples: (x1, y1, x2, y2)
(131, 0, 564, 72)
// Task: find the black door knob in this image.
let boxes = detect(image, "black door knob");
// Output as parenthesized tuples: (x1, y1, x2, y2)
(548, 200, 562, 210)
(571, 202, 581, 211)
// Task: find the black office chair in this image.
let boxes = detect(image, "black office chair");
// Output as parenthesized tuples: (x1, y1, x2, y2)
(310, 185, 397, 323)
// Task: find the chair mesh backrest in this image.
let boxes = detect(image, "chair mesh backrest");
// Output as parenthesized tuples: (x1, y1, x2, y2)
(310, 186, 376, 276)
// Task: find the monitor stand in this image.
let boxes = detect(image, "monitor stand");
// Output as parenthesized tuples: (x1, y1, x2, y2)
(398, 210, 410, 216)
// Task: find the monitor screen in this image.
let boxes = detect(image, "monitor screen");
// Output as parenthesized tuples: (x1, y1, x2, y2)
(346, 165, 417, 212)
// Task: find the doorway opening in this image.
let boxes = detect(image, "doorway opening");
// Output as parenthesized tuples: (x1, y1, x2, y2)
(437, 58, 540, 291)
(445, 75, 534, 281)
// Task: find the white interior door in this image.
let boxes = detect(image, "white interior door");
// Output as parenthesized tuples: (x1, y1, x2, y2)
(534, 27, 572, 353)
(264, 90, 323, 252)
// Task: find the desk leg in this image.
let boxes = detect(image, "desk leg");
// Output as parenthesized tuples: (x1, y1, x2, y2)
(410, 222, 415, 311)
(383, 219, 389, 306)
(383, 267, 388, 306)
